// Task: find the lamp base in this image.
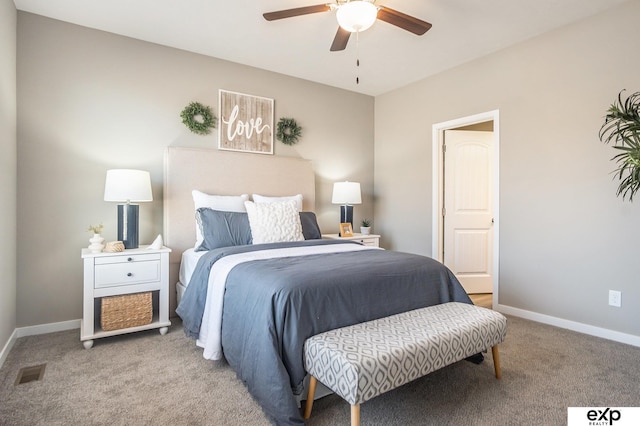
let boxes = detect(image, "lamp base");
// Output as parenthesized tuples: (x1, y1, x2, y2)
(117, 204, 139, 249)
(339, 205, 354, 236)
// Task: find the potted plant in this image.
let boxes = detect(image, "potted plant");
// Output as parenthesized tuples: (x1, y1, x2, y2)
(360, 219, 372, 235)
(599, 90, 640, 201)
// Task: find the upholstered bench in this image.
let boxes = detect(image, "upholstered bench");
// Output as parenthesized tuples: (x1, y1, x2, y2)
(303, 302, 507, 426)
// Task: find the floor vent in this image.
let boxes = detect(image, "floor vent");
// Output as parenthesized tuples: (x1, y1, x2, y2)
(15, 364, 46, 385)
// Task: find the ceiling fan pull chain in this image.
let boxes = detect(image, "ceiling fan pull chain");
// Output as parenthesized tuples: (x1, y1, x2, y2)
(356, 30, 360, 84)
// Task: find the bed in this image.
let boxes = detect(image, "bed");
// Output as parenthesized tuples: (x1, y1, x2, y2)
(164, 147, 472, 425)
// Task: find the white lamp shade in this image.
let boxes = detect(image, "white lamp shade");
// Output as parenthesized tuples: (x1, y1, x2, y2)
(332, 181, 362, 205)
(336, 1, 378, 33)
(104, 169, 153, 202)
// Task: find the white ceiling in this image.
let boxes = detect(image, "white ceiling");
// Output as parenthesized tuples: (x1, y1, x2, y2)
(13, 0, 628, 96)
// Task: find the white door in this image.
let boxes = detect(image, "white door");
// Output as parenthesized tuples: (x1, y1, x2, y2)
(443, 130, 494, 294)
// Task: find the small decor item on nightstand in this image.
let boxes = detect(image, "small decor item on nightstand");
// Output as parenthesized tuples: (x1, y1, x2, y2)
(360, 219, 372, 235)
(339, 223, 354, 237)
(147, 234, 163, 250)
(87, 224, 105, 253)
(103, 241, 125, 253)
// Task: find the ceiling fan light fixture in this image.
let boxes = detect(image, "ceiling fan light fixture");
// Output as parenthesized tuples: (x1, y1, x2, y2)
(336, 1, 378, 33)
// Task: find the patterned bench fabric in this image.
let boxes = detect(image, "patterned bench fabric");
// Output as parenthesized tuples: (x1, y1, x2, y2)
(304, 302, 507, 406)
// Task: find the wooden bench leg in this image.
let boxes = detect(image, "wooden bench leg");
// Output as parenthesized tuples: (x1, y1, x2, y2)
(351, 404, 360, 426)
(303, 376, 318, 419)
(491, 345, 502, 379)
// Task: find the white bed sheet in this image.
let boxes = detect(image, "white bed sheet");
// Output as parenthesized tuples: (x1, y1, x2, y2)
(179, 248, 206, 286)
(177, 248, 206, 305)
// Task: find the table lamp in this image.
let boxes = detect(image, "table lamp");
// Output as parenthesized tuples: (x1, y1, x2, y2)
(332, 181, 361, 234)
(104, 169, 153, 249)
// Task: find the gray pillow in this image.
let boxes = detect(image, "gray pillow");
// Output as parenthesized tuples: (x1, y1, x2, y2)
(196, 209, 322, 251)
(195, 208, 253, 251)
(299, 212, 322, 240)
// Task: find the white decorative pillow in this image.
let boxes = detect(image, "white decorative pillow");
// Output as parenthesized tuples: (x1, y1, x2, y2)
(252, 194, 303, 211)
(244, 200, 304, 244)
(192, 190, 249, 247)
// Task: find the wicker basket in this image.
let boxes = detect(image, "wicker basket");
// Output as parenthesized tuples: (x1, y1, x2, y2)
(101, 292, 152, 331)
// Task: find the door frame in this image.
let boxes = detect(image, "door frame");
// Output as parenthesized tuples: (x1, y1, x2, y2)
(431, 110, 500, 306)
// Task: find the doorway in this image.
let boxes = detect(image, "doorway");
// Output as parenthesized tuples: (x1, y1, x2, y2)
(432, 111, 499, 306)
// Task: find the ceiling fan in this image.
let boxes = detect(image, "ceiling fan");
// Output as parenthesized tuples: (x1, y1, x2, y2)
(263, 0, 432, 52)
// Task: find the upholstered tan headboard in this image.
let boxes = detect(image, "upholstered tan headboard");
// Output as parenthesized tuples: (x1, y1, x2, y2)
(163, 146, 315, 312)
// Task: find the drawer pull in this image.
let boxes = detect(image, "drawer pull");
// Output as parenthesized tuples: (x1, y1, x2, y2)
(127, 257, 133, 262)
(127, 273, 133, 277)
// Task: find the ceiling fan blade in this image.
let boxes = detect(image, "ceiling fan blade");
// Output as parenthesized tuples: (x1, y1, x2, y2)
(330, 27, 351, 52)
(377, 6, 432, 35)
(263, 4, 331, 21)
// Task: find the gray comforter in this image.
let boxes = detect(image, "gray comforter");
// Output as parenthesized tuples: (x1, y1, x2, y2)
(177, 240, 471, 425)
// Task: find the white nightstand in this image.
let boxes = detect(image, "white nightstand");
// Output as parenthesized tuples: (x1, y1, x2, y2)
(322, 233, 381, 247)
(80, 245, 171, 349)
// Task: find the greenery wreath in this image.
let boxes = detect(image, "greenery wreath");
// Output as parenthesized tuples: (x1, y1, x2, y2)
(276, 117, 303, 146)
(180, 101, 217, 135)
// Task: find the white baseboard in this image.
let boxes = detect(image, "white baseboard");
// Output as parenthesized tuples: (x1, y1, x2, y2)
(0, 320, 80, 369)
(16, 319, 80, 338)
(0, 328, 18, 369)
(496, 303, 640, 347)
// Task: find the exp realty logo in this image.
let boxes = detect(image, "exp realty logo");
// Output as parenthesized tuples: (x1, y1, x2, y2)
(586, 408, 621, 425)
(568, 407, 640, 426)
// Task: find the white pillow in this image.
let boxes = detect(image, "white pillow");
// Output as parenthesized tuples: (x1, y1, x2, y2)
(252, 194, 303, 211)
(244, 200, 304, 244)
(192, 190, 249, 247)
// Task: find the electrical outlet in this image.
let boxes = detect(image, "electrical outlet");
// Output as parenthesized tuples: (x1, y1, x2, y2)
(609, 290, 621, 307)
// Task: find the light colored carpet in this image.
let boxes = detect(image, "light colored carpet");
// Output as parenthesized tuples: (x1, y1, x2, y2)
(1, 315, 638, 425)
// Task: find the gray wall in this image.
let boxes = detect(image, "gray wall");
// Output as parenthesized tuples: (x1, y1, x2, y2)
(16, 12, 374, 327)
(375, 1, 640, 336)
(12, 2, 639, 342)
(0, 0, 17, 355)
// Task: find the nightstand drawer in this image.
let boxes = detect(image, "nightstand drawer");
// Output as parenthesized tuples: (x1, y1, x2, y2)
(94, 253, 161, 265)
(94, 260, 161, 288)
(322, 233, 381, 248)
(356, 238, 378, 247)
